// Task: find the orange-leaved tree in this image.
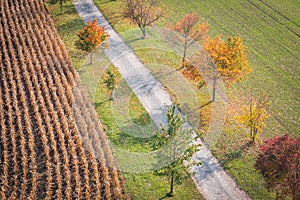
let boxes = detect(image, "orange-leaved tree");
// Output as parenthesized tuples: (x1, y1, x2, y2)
(204, 35, 251, 84)
(123, 0, 163, 38)
(173, 13, 209, 67)
(75, 18, 109, 64)
(237, 91, 269, 143)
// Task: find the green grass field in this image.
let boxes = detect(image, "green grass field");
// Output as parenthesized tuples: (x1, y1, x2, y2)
(95, 0, 299, 136)
(157, 0, 300, 137)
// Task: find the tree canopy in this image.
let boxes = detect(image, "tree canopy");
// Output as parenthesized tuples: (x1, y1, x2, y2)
(75, 19, 109, 63)
(152, 106, 201, 196)
(123, 0, 163, 37)
(173, 12, 209, 68)
(255, 135, 300, 199)
(237, 92, 269, 143)
(204, 35, 251, 84)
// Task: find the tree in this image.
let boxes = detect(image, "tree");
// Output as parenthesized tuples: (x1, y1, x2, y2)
(75, 19, 109, 64)
(237, 91, 269, 143)
(204, 35, 251, 84)
(123, 0, 163, 38)
(173, 13, 209, 67)
(152, 105, 201, 196)
(104, 68, 116, 100)
(254, 135, 300, 199)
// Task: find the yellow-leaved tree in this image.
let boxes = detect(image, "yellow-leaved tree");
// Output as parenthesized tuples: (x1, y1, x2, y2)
(204, 35, 251, 84)
(237, 91, 269, 143)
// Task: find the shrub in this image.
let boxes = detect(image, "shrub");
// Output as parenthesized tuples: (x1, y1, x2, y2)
(254, 134, 300, 199)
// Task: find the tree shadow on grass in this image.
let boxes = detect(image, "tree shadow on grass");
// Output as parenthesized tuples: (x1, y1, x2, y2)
(94, 98, 111, 108)
(49, 4, 78, 16)
(62, 4, 84, 15)
(221, 141, 253, 167)
(125, 37, 144, 45)
(159, 193, 171, 200)
(199, 100, 212, 109)
(110, 112, 158, 147)
(98, 0, 116, 5)
(57, 18, 84, 33)
(119, 114, 156, 143)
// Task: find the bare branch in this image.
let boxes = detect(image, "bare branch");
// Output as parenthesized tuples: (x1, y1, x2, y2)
(123, 0, 163, 37)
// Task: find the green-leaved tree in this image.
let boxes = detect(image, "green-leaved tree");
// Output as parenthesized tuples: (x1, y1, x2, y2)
(104, 68, 116, 100)
(152, 105, 201, 196)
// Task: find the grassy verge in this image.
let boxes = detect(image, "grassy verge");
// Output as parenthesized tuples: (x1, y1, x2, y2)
(94, 66, 204, 200)
(94, 0, 299, 199)
(48, 1, 204, 199)
(47, 2, 85, 69)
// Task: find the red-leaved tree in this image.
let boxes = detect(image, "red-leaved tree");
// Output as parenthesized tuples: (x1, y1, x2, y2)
(254, 134, 300, 200)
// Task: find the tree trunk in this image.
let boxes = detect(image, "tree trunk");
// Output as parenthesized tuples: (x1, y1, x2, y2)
(169, 170, 174, 196)
(141, 26, 146, 38)
(212, 76, 217, 102)
(249, 91, 253, 142)
(90, 52, 93, 64)
(252, 127, 258, 143)
(60, 0, 62, 15)
(251, 128, 255, 143)
(182, 37, 188, 66)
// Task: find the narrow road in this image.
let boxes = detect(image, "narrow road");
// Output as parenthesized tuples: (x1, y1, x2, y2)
(73, 0, 251, 199)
